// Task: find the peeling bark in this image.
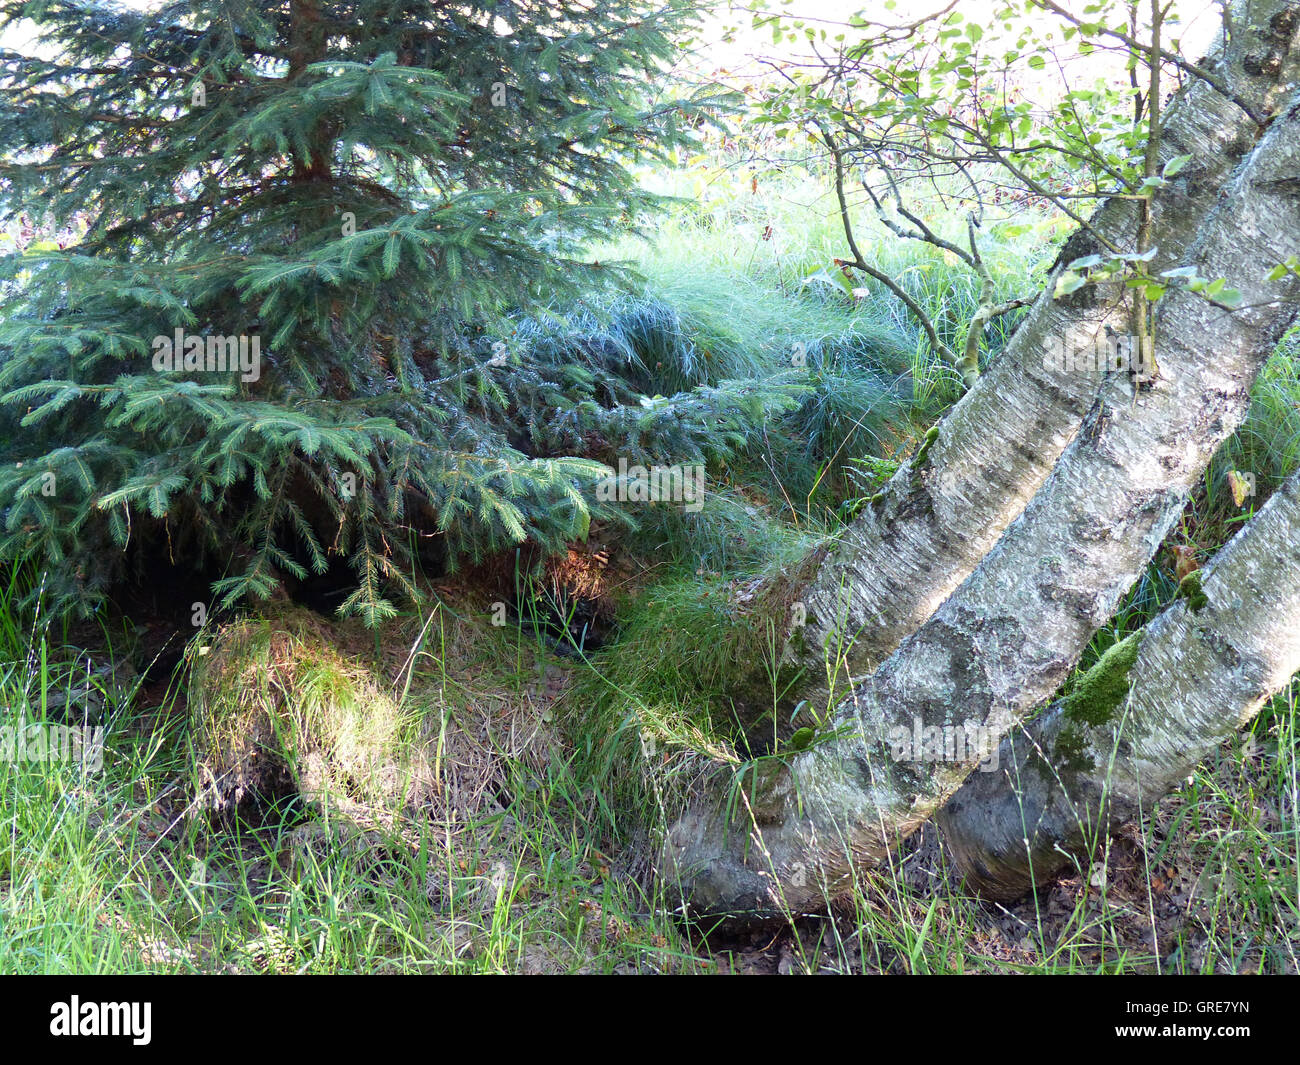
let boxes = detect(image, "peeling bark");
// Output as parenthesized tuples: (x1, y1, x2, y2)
(938, 469, 1300, 900)
(665, 85, 1300, 921)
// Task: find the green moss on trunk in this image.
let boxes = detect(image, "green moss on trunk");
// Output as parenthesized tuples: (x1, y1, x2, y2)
(1048, 632, 1143, 773)
(1061, 631, 1144, 726)
(913, 425, 941, 467)
(1176, 570, 1209, 613)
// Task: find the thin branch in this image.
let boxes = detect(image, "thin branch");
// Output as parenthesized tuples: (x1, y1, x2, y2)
(817, 124, 959, 371)
(1032, 0, 1266, 125)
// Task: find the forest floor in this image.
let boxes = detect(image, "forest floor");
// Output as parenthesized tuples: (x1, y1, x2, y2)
(3, 565, 1292, 975)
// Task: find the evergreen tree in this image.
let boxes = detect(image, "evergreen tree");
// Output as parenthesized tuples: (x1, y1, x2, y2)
(0, 0, 743, 622)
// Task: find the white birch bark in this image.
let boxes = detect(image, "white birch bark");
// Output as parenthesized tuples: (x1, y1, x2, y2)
(778, 0, 1300, 702)
(665, 84, 1300, 919)
(938, 469, 1300, 899)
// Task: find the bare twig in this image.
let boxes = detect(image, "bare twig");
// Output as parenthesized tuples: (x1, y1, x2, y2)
(1032, 0, 1266, 125)
(816, 125, 959, 373)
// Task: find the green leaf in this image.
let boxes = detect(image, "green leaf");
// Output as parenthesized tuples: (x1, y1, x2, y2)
(790, 727, 815, 751)
(1055, 272, 1086, 297)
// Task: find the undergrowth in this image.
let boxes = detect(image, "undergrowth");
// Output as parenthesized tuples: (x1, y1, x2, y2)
(2, 168, 1299, 975)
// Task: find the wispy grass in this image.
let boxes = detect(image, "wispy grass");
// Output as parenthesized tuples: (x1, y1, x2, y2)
(3, 154, 1298, 975)
(0, 583, 711, 973)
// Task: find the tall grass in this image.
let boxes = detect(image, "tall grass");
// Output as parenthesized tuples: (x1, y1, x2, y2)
(581, 157, 1064, 524)
(3, 151, 1299, 975)
(0, 580, 712, 973)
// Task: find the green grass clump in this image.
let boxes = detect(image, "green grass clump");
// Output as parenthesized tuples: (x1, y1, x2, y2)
(0, 579, 714, 973)
(187, 609, 426, 819)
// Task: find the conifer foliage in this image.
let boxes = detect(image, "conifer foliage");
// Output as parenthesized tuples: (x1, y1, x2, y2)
(0, 0, 729, 622)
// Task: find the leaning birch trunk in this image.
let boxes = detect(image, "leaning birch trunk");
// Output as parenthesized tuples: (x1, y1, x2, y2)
(774, 0, 1300, 701)
(937, 469, 1300, 899)
(664, 92, 1300, 920)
